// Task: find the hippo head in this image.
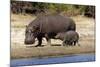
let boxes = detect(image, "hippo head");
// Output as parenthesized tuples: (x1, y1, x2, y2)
(24, 26, 38, 44)
(55, 33, 65, 40)
(55, 33, 61, 39)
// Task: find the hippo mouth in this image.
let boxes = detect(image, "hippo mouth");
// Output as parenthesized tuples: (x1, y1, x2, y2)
(24, 40, 35, 45)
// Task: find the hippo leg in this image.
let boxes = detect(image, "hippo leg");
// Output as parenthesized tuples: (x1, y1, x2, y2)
(71, 42, 74, 46)
(62, 40, 67, 46)
(35, 37, 42, 47)
(69, 42, 73, 46)
(73, 41, 76, 46)
(67, 41, 72, 46)
(73, 41, 80, 46)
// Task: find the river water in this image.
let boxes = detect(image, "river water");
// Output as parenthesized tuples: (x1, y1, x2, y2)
(11, 53, 95, 67)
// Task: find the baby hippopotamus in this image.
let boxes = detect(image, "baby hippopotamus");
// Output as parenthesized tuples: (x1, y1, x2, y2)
(55, 31, 80, 46)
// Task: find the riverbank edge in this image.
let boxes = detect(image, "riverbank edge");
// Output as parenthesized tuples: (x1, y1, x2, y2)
(11, 51, 95, 59)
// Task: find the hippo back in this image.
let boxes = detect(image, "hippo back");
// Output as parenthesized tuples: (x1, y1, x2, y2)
(37, 14, 76, 33)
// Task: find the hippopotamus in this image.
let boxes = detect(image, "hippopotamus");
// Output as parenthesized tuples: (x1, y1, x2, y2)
(24, 14, 76, 47)
(55, 31, 80, 46)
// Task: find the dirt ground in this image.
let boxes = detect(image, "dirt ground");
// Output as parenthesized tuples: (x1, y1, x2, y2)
(11, 14, 95, 59)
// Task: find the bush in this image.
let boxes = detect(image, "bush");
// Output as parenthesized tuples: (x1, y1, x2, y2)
(11, 1, 95, 17)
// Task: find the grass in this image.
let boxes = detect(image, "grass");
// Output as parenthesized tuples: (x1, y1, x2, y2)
(11, 45, 95, 59)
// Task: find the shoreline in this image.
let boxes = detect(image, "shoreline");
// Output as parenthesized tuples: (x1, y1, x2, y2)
(11, 44, 95, 59)
(11, 52, 95, 60)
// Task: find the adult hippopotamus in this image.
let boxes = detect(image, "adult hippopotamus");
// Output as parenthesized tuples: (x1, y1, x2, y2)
(24, 14, 76, 47)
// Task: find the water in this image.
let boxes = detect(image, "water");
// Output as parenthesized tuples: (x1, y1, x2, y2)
(11, 54, 95, 67)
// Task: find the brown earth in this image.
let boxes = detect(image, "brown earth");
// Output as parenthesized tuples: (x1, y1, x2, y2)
(11, 14, 95, 59)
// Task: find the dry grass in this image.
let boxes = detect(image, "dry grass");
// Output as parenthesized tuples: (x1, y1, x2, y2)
(11, 14, 95, 59)
(11, 14, 36, 28)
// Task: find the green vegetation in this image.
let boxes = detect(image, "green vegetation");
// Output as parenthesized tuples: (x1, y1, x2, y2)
(11, 1, 95, 17)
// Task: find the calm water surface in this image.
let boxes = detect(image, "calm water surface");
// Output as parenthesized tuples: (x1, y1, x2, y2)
(11, 53, 95, 67)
